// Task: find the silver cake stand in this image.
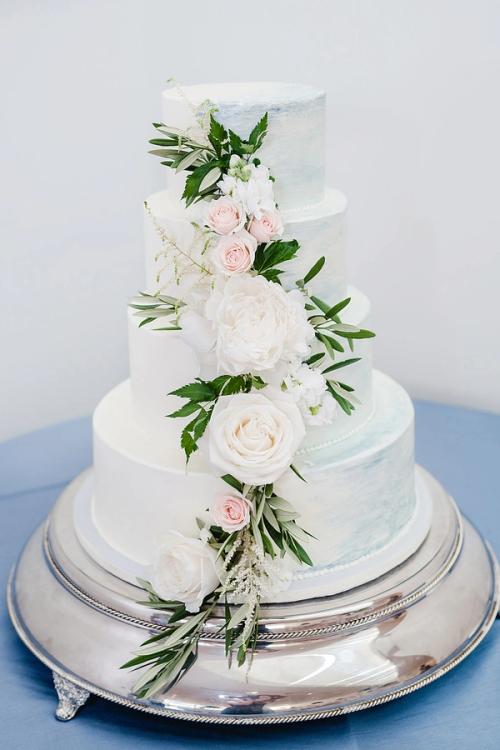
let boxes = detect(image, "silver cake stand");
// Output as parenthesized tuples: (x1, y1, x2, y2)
(7, 467, 498, 725)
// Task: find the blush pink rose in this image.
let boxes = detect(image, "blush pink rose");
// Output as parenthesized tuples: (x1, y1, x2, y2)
(211, 230, 257, 275)
(211, 492, 251, 532)
(248, 209, 284, 243)
(206, 196, 245, 235)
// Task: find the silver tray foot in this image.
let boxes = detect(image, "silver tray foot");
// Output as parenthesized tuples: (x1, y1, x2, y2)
(53, 672, 90, 721)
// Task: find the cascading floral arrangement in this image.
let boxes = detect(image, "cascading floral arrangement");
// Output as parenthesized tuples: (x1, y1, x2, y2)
(122, 99, 375, 699)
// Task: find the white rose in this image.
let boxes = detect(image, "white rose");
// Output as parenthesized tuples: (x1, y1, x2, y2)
(208, 388, 305, 485)
(207, 274, 314, 375)
(218, 159, 276, 219)
(152, 532, 219, 613)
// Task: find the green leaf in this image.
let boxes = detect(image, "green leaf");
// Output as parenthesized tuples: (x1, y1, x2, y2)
(227, 602, 250, 630)
(191, 408, 211, 441)
(253, 240, 299, 275)
(149, 138, 181, 147)
(175, 150, 202, 173)
(321, 357, 361, 374)
(182, 161, 221, 206)
(326, 382, 355, 415)
(334, 329, 376, 339)
(252, 375, 267, 390)
(209, 115, 228, 145)
(287, 536, 313, 566)
(324, 297, 351, 319)
(169, 381, 215, 402)
(260, 527, 275, 557)
(310, 295, 331, 315)
(167, 401, 201, 419)
(316, 332, 345, 356)
(306, 352, 325, 366)
(199, 167, 222, 192)
(221, 474, 244, 493)
(180, 429, 197, 460)
(262, 503, 280, 532)
(290, 463, 306, 482)
(248, 112, 268, 150)
(228, 130, 245, 156)
(303, 256, 326, 285)
(210, 375, 245, 396)
(337, 381, 355, 392)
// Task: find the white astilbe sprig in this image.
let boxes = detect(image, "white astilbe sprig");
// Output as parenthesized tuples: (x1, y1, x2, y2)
(219, 530, 292, 668)
(167, 78, 216, 143)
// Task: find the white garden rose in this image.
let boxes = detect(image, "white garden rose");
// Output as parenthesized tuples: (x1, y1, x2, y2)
(152, 532, 219, 613)
(206, 274, 314, 375)
(218, 156, 276, 219)
(208, 388, 305, 485)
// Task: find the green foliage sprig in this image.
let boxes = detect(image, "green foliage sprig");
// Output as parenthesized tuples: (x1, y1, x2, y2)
(121, 470, 314, 695)
(149, 112, 269, 207)
(168, 374, 267, 461)
(120, 579, 217, 699)
(129, 292, 184, 330)
(221, 475, 314, 567)
(253, 239, 299, 283)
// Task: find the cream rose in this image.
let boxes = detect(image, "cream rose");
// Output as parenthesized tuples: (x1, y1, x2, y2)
(205, 196, 245, 235)
(152, 533, 219, 613)
(248, 209, 284, 243)
(208, 389, 305, 485)
(211, 230, 257, 276)
(211, 492, 251, 532)
(206, 274, 314, 375)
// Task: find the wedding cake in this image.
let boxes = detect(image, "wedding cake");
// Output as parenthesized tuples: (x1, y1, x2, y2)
(76, 82, 433, 696)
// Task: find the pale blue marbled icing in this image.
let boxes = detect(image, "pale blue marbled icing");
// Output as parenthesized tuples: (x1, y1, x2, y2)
(276, 371, 416, 571)
(162, 83, 325, 211)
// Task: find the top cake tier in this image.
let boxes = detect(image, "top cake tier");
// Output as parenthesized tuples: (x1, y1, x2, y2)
(162, 82, 326, 211)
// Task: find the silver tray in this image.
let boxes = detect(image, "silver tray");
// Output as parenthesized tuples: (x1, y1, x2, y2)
(7, 467, 498, 725)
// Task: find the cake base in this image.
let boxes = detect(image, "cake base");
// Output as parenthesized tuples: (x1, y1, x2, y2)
(7, 468, 498, 725)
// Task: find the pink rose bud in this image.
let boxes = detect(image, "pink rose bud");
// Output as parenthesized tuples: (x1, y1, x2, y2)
(248, 209, 284, 243)
(212, 230, 257, 275)
(206, 196, 245, 235)
(212, 492, 251, 532)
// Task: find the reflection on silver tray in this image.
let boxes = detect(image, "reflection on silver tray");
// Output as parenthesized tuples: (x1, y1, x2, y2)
(7, 466, 498, 725)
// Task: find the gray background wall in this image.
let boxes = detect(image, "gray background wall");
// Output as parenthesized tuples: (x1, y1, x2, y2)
(2, 0, 499, 441)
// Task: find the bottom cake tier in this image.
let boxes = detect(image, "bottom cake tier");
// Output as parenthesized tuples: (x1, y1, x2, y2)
(82, 370, 433, 602)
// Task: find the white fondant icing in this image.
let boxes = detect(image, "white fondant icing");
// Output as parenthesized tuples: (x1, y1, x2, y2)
(161, 83, 325, 211)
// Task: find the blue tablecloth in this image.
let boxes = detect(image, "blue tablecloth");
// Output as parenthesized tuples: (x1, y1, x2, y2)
(1, 401, 499, 749)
